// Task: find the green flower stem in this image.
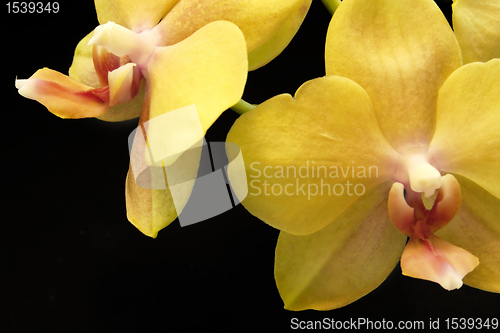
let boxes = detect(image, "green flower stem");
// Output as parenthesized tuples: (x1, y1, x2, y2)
(321, 0, 341, 15)
(230, 99, 257, 115)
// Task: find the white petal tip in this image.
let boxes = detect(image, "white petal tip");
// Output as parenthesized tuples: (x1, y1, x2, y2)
(88, 21, 115, 46)
(439, 270, 464, 290)
(15, 78, 27, 89)
(15, 78, 42, 101)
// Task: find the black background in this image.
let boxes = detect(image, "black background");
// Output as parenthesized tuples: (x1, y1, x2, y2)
(2, 1, 499, 332)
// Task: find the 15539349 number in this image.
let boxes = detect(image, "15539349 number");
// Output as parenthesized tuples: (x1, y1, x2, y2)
(445, 318, 498, 330)
(6, 2, 59, 13)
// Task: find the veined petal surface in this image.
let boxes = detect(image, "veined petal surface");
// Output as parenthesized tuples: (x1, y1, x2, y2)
(94, 0, 179, 31)
(436, 174, 500, 293)
(125, 100, 202, 237)
(155, 0, 310, 55)
(401, 235, 479, 290)
(275, 182, 406, 310)
(16, 68, 108, 118)
(429, 60, 500, 200)
(125, 167, 177, 239)
(325, 0, 462, 152)
(453, 0, 500, 63)
(147, 20, 247, 134)
(125, 154, 200, 238)
(227, 75, 398, 235)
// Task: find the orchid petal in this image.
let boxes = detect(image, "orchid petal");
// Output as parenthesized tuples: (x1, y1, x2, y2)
(94, 0, 179, 31)
(125, 105, 202, 238)
(125, 157, 200, 239)
(401, 235, 479, 290)
(429, 59, 500, 200)
(124, 21, 246, 237)
(155, 0, 311, 57)
(68, 32, 100, 88)
(247, 0, 311, 70)
(436, 174, 500, 293)
(452, 0, 500, 63)
(125, 167, 177, 239)
(325, 0, 462, 152)
(275, 182, 406, 310)
(146, 20, 247, 134)
(16, 68, 108, 119)
(227, 75, 398, 235)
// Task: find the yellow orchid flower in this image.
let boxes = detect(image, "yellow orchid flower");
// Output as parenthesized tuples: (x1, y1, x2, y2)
(15, 0, 313, 238)
(227, 0, 500, 310)
(453, 0, 500, 63)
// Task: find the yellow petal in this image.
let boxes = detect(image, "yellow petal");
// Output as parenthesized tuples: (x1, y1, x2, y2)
(436, 174, 500, 293)
(429, 59, 500, 200)
(401, 235, 479, 290)
(247, 0, 311, 70)
(125, 160, 200, 238)
(275, 182, 406, 311)
(227, 75, 398, 235)
(453, 0, 500, 63)
(125, 110, 202, 237)
(16, 68, 108, 119)
(94, 0, 179, 31)
(125, 167, 177, 238)
(147, 20, 247, 133)
(155, 0, 311, 55)
(325, 0, 462, 152)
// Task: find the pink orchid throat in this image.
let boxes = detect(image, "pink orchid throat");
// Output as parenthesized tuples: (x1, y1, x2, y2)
(388, 152, 479, 290)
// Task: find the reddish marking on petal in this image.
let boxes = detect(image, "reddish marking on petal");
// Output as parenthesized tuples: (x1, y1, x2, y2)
(33, 80, 109, 118)
(38, 80, 109, 104)
(17, 68, 110, 118)
(88, 85, 109, 104)
(401, 235, 479, 290)
(411, 220, 431, 240)
(395, 174, 462, 240)
(92, 45, 132, 86)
